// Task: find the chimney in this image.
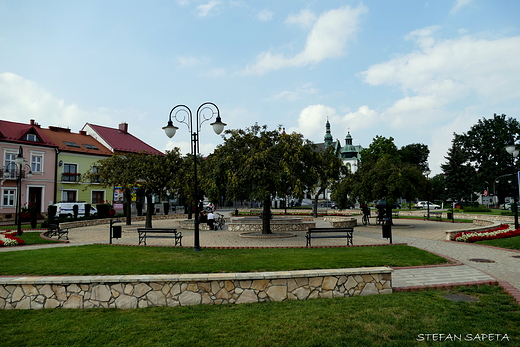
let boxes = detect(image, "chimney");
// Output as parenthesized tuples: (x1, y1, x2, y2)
(119, 122, 128, 134)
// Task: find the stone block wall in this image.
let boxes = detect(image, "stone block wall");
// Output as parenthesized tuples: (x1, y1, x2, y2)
(0, 267, 392, 310)
(228, 222, 316, 232)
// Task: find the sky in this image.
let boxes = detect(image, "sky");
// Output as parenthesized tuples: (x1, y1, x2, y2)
(1, 0, 519, 175)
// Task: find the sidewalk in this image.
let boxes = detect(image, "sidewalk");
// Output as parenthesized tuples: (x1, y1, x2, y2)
(2, 213, 520, 303)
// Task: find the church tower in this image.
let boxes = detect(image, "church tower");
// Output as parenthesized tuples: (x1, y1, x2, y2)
(324, 119, 333, 148)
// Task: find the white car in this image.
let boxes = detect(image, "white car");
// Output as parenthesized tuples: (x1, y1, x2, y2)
(414, 201, 441, 209)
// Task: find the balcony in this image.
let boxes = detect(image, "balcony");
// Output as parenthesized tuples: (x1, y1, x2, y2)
(61, 172, 81, 182)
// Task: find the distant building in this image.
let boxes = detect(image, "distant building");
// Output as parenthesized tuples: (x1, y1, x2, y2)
(40, 126, 113, 204)
(317, 120, 363, 172)
(82, 122, 163, 155)
(0, 119, 57, 220)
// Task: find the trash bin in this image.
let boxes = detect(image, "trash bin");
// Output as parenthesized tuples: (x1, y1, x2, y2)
(112, 225, 122, 239)
(382, 221, 391, 239)
(447, 212, 453, 220)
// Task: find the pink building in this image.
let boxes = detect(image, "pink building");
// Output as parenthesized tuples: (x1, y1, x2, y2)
(0, 120, 57, 220)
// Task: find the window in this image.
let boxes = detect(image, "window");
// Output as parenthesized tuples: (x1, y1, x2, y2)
(62, 163, 79, 182)
(4, 152, 16, 168)
(31, 153, 43, 173)
(63, 141, 80, 148)
(2, 189, 15, 206)
(92, 191, 105, 204)
(62, 190, 77, 202)
(23, 133, 38, 142)
(91, 166, 101, 183)
(83, 144, 99, 150)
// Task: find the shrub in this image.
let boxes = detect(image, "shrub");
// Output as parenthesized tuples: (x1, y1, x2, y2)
(462, 205, 491, 213)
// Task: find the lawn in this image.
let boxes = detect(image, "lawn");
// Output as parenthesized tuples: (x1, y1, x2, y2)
(0, 284, 518, 346)
(0, 244, 449, 276)
(475, 235, 520, 251)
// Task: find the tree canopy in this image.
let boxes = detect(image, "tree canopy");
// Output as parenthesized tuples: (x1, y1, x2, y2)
(207, 124, 318, 234)
(333, 136, 429, 206)
(442, 113, 520, 204)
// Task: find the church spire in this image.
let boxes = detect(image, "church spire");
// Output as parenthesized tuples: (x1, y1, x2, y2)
(324, 119, 333, 148)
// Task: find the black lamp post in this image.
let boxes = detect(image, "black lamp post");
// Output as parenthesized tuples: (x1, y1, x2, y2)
(3, 146, 33, 236)
(504, 140, 519, 229)
(163, 102, 226, 251)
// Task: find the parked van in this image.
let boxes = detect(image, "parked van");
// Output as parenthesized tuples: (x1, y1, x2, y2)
(54, 202, 97, 218)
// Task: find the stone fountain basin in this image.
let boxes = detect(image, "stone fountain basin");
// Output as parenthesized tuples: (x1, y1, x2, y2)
(228, 217, 315, 232)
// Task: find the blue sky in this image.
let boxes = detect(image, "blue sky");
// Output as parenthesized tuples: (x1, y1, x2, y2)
(1, 0, 519, 175)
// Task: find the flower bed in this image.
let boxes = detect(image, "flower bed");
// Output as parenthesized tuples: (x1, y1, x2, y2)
(454, 224, 520, 242)
(0, 230, 25, 247)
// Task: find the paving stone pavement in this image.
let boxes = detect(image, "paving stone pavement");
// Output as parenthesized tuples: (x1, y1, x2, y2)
(2, 212, 520, 302)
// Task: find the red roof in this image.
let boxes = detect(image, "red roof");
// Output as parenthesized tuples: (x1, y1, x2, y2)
(40, 126, 113, 156)
(0, 119, 56, 148)
(83, 123, 163, 155)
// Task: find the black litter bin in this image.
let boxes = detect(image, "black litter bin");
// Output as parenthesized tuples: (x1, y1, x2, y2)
(447, 212, 453, 220)
(112, 225, 122, 239)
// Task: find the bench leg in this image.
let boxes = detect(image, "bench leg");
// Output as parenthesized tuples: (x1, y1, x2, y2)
(305, 235, 311, 247)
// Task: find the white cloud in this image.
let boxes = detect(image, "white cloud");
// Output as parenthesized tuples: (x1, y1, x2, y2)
(242, 4, 368, 75)
(270, 83, 318, 101)
(0, 72, 143, 130)
(289, 104, 379, 140)
(257, 9, 273, 22)
(361, 32, 520, 130)
(197, 1, 220, 17)
(285, 9, 317, 29)
(450, 0, 475, 14)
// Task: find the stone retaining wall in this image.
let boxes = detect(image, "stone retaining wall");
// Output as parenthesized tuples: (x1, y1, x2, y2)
(323, 217, 357, 228)
(228, 222, 316, 232)
(0, 267, 392, 310)
(60, 214, 187, 229)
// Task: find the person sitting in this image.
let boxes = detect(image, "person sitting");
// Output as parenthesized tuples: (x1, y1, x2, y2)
(199, 211, 207, 223)
(207, 211, 215, 230)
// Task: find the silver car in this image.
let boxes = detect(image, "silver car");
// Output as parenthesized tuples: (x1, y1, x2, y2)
(414, 201, 441, 209)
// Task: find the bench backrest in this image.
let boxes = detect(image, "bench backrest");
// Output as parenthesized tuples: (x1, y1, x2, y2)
(308, 227, 353, 232)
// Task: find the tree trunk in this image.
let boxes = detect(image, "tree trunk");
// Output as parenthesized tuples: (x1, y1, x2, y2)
(145, 193, 153, 228)
(261, 198, 272, 234)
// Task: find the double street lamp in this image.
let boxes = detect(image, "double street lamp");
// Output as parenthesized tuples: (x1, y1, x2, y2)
(163, 102, 226, 251)
(504, 140, 519, 229)
(2, 146, 33, 236)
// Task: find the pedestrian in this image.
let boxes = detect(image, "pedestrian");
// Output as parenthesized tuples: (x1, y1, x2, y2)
(199, 211, 207, 223)
(207, 211, 215, 230)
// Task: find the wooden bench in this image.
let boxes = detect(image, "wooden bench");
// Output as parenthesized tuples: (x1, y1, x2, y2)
(137, 228, 182, 246)
(306, 227, 354, 247)
(45, 223, 69, 240)
(424, 212, 442, 221)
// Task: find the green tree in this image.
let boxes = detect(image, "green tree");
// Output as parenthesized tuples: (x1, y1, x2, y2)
(442, 114, 520, 204)
(334, 136, 428, 206)
(83, 150, 184, 227)
(208, 124, 317, 234)
(307, 146, 344, 217)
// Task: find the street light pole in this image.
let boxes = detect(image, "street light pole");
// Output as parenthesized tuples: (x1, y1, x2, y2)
(163, 102, 226, 251)
(505, 139, 519, 229)
(425, 167, 431, 220)
(2, 146, 33, 236)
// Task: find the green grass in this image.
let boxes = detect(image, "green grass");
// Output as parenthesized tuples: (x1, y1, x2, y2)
(0, 284, 518, 346)
(0, 223, 43, 230)
(475, 235, 520, 251)
(0, 244, 449, 276)
(17, 231, 62, 245)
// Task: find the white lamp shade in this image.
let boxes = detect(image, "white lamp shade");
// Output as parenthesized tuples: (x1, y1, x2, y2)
(212, 122, 225, 135)
(163, 124, 179, 138)
(505, 143, 516, 154)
